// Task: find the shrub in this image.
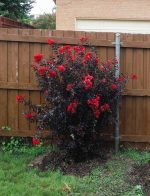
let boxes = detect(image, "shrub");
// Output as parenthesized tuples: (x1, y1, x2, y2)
(17, 38, 136, 160)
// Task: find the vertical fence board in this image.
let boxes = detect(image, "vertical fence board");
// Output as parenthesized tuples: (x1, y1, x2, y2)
(0, 29, 8, 129)
(18, 29, 30, 132)
(7, 29, 19, 131)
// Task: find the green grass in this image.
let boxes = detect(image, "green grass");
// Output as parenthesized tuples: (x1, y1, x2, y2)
(0, 145, 149, 196)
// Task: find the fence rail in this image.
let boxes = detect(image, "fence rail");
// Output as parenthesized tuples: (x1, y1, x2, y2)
(0, 28, 150, 143)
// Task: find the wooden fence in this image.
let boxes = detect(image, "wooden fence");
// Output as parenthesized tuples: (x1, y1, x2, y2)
(0, 28, 150, 143)
(0, 17, 34, 29)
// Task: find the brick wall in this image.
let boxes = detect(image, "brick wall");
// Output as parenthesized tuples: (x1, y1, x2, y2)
(56, 0, 150, 30)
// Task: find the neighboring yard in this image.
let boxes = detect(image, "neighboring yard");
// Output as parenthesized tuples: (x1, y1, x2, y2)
(0, 142, 149, 196)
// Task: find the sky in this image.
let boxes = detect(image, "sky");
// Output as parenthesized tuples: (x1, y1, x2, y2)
(30, 0, 55, 15)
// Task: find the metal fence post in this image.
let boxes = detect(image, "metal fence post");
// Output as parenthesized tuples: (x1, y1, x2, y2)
(113, 33, 121, 153)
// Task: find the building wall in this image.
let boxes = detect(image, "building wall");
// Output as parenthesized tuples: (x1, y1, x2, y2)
(56, 0, 150, 30)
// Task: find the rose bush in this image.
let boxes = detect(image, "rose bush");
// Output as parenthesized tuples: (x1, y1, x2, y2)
(17, 38, 136, 159)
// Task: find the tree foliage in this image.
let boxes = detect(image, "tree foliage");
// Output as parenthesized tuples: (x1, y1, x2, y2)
(31, 13, 56, 29)
(0, 0, 34, 21)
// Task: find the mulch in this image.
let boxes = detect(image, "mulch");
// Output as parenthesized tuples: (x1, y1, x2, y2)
(126, 161, 150, 195)
(29, 142, 112, 177)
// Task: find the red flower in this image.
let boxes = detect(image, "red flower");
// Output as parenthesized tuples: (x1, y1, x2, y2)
(38, 66, 47, 76)
(16, 94, 25, 103)
(73, 46, 79, 52)
(47, 59, 52, 64)
(87, 95, 100, 110)
(83, 74, 93, 90)
(48, 70, 56, 77)
(111, 83, 117, 90)
(65, 45, 71, 50)
(87, 96, 101, 118)
(131, 74, 137, 80)
(84, 52, 93, 62)
(48, 38, 55, 45)
(74, 46, 85, 54)
(24, 113, 34, 119)
(67, 100, 78, 114)
(84, 79, 93, 90)
(32, 138, 40, 146)
(84, 74, 93, 81)
(104, 103, 110, 111)
(34, 54, 44, 63)
(80, 37, 88, 43)
(95, 57, 99, 65)
(100, 105, 105, 112)
(66, 83, 74, 91)
(57, 65, 66, 72)
(58, 45, 71, 54)
(94, 110, 100, 119)
(117, 76, 125, 82)
(100, 103, 110, 112)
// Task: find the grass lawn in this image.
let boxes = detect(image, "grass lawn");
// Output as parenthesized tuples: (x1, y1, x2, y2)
(0, 144, 149, 196)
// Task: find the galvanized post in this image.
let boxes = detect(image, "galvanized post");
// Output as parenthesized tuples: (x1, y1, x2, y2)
(114, 33, 121, 153)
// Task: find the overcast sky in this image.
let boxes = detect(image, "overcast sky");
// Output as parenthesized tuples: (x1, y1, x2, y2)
(30, 0, 55, 15)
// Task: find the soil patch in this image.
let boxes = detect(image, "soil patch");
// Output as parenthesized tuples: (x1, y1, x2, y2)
(28, 144, 112, 177)
(126, 162, 150, 195)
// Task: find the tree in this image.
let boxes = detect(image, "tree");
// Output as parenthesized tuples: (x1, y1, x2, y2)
(16, 38, 133, 160)
(0, 0, 34, 21)
(31, 13, 56, 29)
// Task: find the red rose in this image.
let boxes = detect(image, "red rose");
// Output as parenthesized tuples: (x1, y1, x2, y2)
(48, 38, 55, 45)
(34, 54, 44, 63)
(95, 57, 99, 64)
(104, 103, 110, 111)
(80, 37, 88, 43)
(66, 83, 74, 91)
(87, 95, 100, 110)
(84, 79, 93, 90)
(131, 74, 137, 80)
(32, 138, 40, 146)
(38, 66, 47, 76)
(94, 110, 100, 119)
(74, 46, 85, 54)
(16, 94, 25, 103)
(48, 70, 56, 77)
(83, 74, 93, 90)
(24, 113, 34, 119)
(84, 52, 93, 62)
(67, 100, 78, 114)
(100, 105, 105, 112)
(84, 74, 93, 81)
(58, 46, 64, 54)
(57, 65, 66, 72)
(117, 76, 125, 82)
(47, 59, 52, 64)
(111, 83, 117, 90)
